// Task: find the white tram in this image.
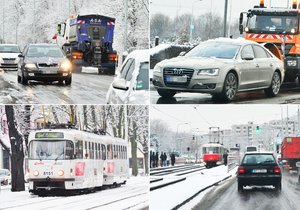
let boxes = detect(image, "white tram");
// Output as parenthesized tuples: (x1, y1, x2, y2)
(27, 129, 129, 194)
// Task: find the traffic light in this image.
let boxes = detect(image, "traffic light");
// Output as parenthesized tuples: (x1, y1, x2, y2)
(255, 126, 260, 134)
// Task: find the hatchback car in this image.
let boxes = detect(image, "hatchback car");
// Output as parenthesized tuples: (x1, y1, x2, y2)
(237, 152, 282, 191)
(0, 168, 11, 185)
(106, 49, 149, 104)
(152, 38, 284, 102)
(17, 44, 72, 85)
(0, 44, 21, 71)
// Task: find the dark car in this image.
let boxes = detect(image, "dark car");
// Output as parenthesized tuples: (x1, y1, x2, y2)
(237, 152, 282, 191)
(17, 44, 72, 85)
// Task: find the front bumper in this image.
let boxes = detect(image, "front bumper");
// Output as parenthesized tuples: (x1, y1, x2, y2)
(24, 68, 71, 81)
(152, 73, 224, 93)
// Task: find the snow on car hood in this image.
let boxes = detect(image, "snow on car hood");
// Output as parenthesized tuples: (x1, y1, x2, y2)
(0, 53, 20, 59)
(157, 56, 233, 69)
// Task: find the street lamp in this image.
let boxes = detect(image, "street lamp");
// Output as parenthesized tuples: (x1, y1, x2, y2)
(223, 0, 229, 37)
(189, 0, 203, 43)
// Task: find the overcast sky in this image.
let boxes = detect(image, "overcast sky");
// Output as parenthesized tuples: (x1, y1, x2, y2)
(150, 0, 292, 22)
(150, 105, 300, 133)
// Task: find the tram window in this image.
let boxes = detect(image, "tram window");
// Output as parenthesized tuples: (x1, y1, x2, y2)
(102, 144, 106, 160)
(84, 141, 88, 158)
(95, 143, 98, 159)
(113, 145, 116, 159)
(107, 144, 113, 159)
(98, 144, 101, 160)
(65, 141, 74, 159)
(88, 142, 91, 159)
(91, 142, 94, 159)
(118, 145, 120, 159)
(75, 140, 83, 159)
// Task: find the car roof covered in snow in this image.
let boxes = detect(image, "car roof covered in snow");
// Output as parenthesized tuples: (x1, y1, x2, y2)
(125, 49, 149, 63)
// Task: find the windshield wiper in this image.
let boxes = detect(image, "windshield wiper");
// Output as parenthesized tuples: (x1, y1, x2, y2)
(55, 153, 63, 161)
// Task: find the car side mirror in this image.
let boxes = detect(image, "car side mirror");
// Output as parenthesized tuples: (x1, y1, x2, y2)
(179, 51, 186, 56)
(18, 54, 23, 58)
(112, 78, 129, 91)
(242, 54, 254, 60)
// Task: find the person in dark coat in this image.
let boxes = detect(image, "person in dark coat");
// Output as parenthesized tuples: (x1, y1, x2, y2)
(171, 153, 176, 166)
(160, 152, 164, 167)
(150, 151, 154, 168)
(155, 152, 159, 167)
(223, 150, 228, 166)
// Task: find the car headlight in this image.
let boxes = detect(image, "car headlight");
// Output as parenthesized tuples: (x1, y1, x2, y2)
(287, 60, 297, 67)
(25, 63, 37, 69)
(153, 65, 162, 73)
(197, 68, 219, 76)
(60, 60, 72, 72)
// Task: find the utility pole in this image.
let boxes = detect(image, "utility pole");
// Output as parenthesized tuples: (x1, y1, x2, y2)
(223, 0, 228, 37)
(2, 0, 5, 43)
(69, 0, 71, 16)
(124, 0, 128, 52)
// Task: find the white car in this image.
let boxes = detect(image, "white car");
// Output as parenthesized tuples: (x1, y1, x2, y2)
(0, 169, 11, 185)
(0, 44, 21, 71)
(106, 49, 149, 104)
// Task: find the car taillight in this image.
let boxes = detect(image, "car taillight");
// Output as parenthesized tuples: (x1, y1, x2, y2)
(237, 166, 245, 174)
(274, 165, 281, 173)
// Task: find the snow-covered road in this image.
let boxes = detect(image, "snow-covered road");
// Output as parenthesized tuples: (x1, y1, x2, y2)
(0, 176, 149, 210)
(0, 70, 114, 104)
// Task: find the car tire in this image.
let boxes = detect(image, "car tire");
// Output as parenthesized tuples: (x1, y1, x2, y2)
(275, 181, 282, 191)
(265, 71, 281, 97)
(157, 89, 176, 98)
(221, 72, 238, 102)
(21, 73, 28, 85)
(238, 181, 243, 192)
(17, 75, 21, 83)
(65, 76, 72, 85)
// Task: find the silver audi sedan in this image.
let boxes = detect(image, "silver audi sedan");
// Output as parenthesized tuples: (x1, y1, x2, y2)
(152, 38, 284, 102)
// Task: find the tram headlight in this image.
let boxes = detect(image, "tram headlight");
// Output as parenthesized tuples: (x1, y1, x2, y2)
(33, 170, 39, 176)
(58, 170, 64, 176)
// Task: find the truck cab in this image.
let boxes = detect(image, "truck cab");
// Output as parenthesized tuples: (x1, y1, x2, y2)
(56, 14, 118, 75)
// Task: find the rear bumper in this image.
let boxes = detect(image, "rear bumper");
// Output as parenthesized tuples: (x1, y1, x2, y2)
(237, 175, 281, 186)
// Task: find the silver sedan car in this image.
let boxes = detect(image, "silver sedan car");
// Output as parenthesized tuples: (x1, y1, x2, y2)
(152, 38, 284, 102)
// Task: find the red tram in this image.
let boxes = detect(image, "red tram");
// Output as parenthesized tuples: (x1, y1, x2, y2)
(202, 143, 226, 168)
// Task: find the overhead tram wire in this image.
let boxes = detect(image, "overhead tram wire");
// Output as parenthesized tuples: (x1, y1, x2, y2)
(151, 107, 186, 124)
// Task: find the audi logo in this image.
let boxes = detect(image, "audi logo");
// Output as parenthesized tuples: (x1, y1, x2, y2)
(172, 69, 184, 75)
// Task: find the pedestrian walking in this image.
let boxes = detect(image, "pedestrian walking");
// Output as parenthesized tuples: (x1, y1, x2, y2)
(223, 150, 228, 166)
(171, 153, 176, 166)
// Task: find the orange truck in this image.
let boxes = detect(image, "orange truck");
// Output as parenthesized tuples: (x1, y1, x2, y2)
(239, 0, 300, 83)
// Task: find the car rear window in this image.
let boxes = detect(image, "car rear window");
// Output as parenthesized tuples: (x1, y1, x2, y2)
(242, 154, 275, 164)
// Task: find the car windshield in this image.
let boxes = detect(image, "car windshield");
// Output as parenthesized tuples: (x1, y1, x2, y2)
(185, 42, 240, 59)
(28, 140, 74, 160)
(0, 45, 20, 53)
(136, 62, 149, 90)
(27, 45, 64, 58)
(247, 14, 298, 34)
(203, 147, 220, 154)
(243, 154, 275, 164)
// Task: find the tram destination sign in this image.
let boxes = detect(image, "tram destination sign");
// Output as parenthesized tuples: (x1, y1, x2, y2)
(35, 132, 64, 139)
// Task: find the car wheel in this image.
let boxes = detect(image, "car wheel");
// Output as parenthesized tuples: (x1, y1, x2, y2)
(238, 181, 243, 192)
(265, 71, 281, 97)
(221, 72, 237, 102)
(21, 73, 28, 85)
(65, 76, 72, 85)
(17, 75, 21, 83)
(157, 89, 176, 98)
(275, 181, 282, 191)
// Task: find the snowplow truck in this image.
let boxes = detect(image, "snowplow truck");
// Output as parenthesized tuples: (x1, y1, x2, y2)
(56, 14, 118, 75)
(239, 0, 300, 83)
(281, 137, 300, 171)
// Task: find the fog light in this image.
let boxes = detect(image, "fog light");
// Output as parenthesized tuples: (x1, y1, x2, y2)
(33, 170, 39, 176)
(28, 73, 34, 76)
(58, 170, 64, 176)
(63, 73, 68, 76)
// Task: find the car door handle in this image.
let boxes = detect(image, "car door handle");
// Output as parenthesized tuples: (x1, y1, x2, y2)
(270, 63, 273, 67)
(256, 64, 259, 68)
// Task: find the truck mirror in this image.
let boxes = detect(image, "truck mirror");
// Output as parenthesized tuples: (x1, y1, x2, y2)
(239, 25, 244, 34)
(57, 24, 61, 34)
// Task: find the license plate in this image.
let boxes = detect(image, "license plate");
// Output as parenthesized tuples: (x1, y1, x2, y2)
(43, 70, 56, 74)
(43, 171, 54, 176)
(252, 169, 267, 173)
(166, 76, 187, 83)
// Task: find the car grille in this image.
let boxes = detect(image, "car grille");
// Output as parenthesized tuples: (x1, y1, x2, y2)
(163, 68, 194, 88)
(38, 63, 58, 68)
